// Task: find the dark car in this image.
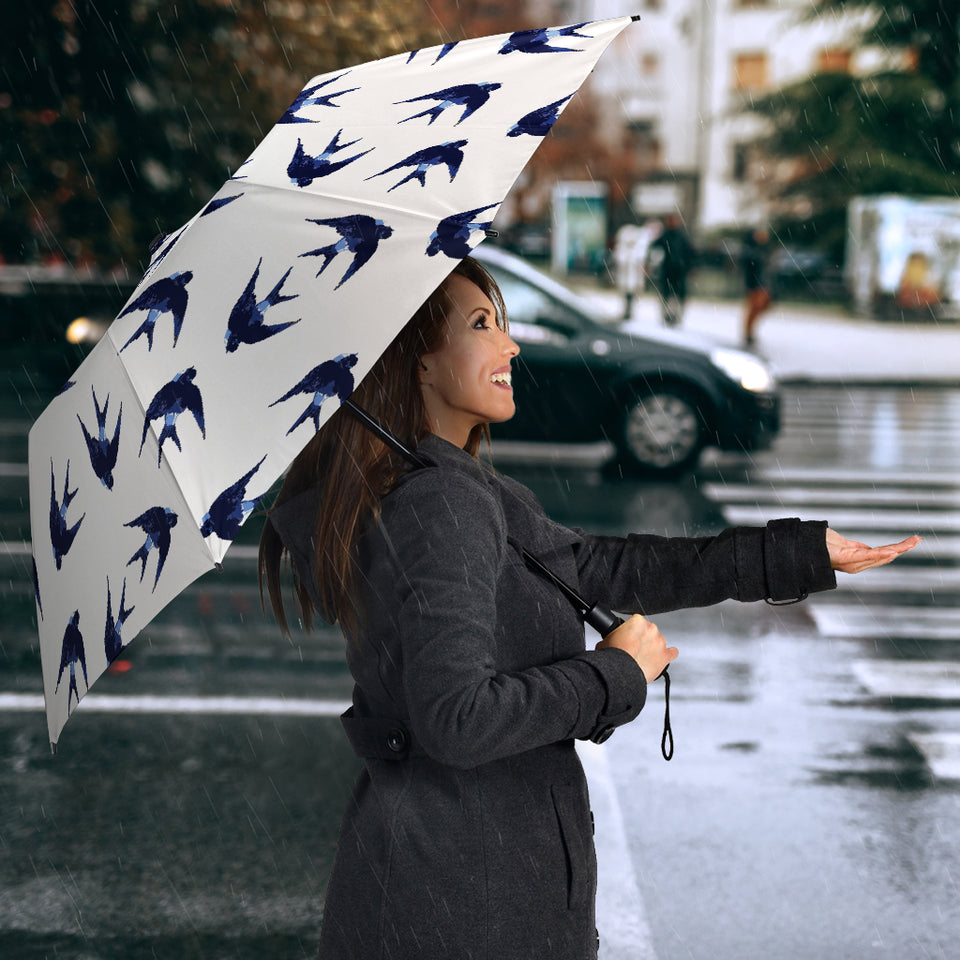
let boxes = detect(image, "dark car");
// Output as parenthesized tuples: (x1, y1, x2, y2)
(474, 245, 780, 475)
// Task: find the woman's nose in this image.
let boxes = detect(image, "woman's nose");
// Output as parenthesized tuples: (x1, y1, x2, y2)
(502, 331, 520, 356)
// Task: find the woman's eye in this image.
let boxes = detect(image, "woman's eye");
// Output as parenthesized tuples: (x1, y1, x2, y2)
(473, 316, 490, 330)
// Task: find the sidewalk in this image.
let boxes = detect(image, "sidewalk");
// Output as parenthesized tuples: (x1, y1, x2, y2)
(571, 285, 960, 385)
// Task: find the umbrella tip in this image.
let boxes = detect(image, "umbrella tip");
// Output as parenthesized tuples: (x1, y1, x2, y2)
(50, 741, 58, 756)
(484, 230, 499, 239)
(631, 14, 641, 22)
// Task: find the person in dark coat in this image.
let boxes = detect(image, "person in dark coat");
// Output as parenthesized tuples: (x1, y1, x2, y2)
(648, 213, 695, 327)
(259, 257, 919, 960)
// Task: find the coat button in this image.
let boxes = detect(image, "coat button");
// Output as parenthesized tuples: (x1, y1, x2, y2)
(591, 725, 615, 744)
(386, 727, 408, 753)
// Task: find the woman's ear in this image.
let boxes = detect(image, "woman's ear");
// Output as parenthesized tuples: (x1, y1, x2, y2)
(417, 354, 434, 387)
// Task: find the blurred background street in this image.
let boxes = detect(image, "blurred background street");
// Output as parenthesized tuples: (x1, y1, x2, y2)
(3, 1, 960, 958)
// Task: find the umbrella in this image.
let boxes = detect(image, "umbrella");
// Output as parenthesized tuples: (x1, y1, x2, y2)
(28, 15, 638, 749)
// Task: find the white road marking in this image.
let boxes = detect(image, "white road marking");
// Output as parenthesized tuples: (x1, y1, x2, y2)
(0, 692, 351, 716)
(810, 603, 960, 641)
(578, 739, 658, 960)
(908, 732, 960, 781)
(851, 660, 960, 701)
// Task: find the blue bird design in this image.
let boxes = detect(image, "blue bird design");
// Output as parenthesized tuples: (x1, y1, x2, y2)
(77, 387, 122, 490)
(427, 203, 500, 259)
(288, 130, 374, 188)
(280, 74, 359, 123)
(225, 260, 300, 353)
(397, 83, 502, 126)
(140, 367, 206, 466)
(55, 611, 88, 715)
(32, 555, 42, 621)
(57, 380, 75, 396)
(271, 354, 358, 435)
(201, 194, 243, 216)
(299, 216, 393, 289)
(118, 271, 193, 352)
(104, 577, 135, 664)
(407, 42, 458, 65)
(507, 94, 574, 137)
(125, 506, 178, 591)
(366, 140, 468, 193)
(49, 459, 84, 570)
(498, 23, 593, 55)
(201, 455, 268, 541)
(230, 158, 253, 181)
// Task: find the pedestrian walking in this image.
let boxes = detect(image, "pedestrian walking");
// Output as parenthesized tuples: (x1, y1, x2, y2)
(741, 226, 773, 346)
(259, 256, 919, 960)
(613, 222, 655, 319)
(649, 213, 695, 327)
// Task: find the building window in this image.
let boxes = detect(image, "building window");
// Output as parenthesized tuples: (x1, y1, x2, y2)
(733, 52, 768, 92)
(817, 47, 852, 74)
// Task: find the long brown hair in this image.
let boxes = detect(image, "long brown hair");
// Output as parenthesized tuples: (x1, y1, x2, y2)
(258, 256, 507, 637)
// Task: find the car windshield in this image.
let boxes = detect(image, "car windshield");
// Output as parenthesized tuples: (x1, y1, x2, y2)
(484, 265, 588, 341)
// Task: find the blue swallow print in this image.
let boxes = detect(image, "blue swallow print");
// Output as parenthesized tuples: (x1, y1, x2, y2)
(55, 611, 87, 715)
(225, 260, 301, 353)
(201, 194, 243, 217)
(397, 83, 502, 125)
(140, 368, 206, 466)
(49, 459, 84, 570)
(366, 140, 468, 192)
(32, 555, 43, 621)
(499, 24, 593, 55)
(288, 130, 374, 188)
(507, 94, 574, 137)
(201, 455, 268, 541)
(126, 506, 178, 591)
(407, 42, 458, 65)
(118, 271, 193, 352)
(271, 354, 358, 435)
(104, 577, 135, 664)
(427, 204, 499, 259)
(77, 387, 122, 490)
(280, 74, 359, 123)
(299, 215, 393, 288)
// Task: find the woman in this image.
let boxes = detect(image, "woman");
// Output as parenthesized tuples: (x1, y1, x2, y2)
(260, 257, 917, 959)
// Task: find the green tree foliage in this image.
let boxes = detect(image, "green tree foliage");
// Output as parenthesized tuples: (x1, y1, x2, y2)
(0, 0, 434, 269)
(746, 0, 960, 255)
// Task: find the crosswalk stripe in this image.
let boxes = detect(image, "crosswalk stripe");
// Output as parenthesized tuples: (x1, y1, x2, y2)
(908, 733, 960, 781)
(719, 504, 960, 532)
(702, 484, 959, 508)
(809, 604, 960, 640)
(851, 659, 960, 700)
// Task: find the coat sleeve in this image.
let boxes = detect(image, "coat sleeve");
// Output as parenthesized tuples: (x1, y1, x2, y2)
(572, 518, 836, 616)
(380, 470, 647, 769)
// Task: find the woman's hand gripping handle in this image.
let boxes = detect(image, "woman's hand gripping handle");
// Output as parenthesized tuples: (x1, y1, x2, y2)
(594, 612, 678, 760)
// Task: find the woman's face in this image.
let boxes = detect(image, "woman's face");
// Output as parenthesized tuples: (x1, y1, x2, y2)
(419, 273, 520, 448)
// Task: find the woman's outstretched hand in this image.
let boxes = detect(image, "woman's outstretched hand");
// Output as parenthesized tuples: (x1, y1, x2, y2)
(596, 613, 678, 683)
(826, 529, 921, 574)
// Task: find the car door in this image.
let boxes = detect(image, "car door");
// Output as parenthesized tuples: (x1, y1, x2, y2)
(485, 265, 611, 443)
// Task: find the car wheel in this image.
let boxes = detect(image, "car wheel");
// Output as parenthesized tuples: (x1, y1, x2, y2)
(617, 387, 705, 475)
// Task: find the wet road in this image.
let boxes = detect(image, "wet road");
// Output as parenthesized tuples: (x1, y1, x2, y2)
(2, 358, 959, 959)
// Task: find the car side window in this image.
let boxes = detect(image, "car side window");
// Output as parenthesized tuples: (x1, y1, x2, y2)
(490, 268, 582, 344)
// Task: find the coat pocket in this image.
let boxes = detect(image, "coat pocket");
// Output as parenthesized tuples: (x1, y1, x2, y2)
(551, 783, 596, 910)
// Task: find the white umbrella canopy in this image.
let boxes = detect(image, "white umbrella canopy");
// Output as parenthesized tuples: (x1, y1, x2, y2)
(28, 16, 636, 749)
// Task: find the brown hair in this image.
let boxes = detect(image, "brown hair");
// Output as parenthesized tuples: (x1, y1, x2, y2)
(258, 256, 507, 637)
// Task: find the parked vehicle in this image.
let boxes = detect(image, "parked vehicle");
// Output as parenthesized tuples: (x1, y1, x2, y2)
(475, 244, 780, 475)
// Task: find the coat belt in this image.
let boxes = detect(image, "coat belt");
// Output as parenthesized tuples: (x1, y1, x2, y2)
(341, 706, 427, 760)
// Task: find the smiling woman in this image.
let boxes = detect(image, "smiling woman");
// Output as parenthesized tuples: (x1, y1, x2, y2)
(418, 272, 520, 447)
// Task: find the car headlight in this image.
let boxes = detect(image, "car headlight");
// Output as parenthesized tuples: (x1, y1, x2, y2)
(710, 348, 776, 392)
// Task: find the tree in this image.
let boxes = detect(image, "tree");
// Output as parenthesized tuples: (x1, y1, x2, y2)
(0, 1, 434, 269)
(745, 0, 960, 256)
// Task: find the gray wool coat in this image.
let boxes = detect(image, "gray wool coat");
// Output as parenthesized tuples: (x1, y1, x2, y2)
(270, 434, 836, 960)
